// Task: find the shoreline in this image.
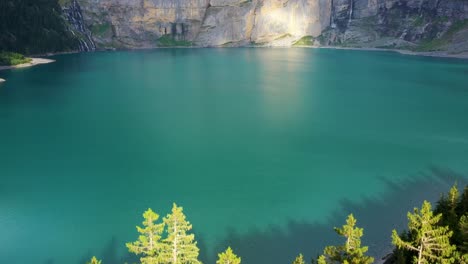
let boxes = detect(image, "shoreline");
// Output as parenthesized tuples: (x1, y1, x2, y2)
(0, 44, 465, 78)
(0, 57, 55, 72)
(295, 45, 468, 59)
(24, 45, 468, 60)
(132, 44, 468, 60)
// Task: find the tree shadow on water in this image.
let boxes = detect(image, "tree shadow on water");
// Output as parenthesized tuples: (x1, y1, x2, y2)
(43, 258, 55, 264)
(76, 167, 466, 264)
(210, 167, 467, 264)
(78, 236, 139, 264)
(196, 233, 210, 263)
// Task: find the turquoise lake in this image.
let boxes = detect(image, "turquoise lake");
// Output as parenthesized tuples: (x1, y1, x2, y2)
(0, 48, 468, 264)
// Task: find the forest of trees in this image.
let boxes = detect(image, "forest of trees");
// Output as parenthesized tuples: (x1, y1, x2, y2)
(0, 0, 78, 54)
(86, 184, 467, 264)
(0, 51, 32, 66)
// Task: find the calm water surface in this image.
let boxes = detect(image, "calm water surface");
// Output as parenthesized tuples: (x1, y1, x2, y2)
(0, 48, 468, 264)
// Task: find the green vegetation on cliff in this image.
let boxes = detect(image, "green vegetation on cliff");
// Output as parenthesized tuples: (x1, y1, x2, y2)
(157, 35, 192, 47)
(415, 19, 468, 52)
(0, 0, 78, 54)
(293, 36, 316, 46)
(0, 52, 32, 66)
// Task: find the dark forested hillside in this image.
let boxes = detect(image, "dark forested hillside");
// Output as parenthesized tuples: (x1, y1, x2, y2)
(0, 0, 78, 54)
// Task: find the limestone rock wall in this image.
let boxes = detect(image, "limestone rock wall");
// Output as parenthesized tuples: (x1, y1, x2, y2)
(64, 0, 468, 51)
(195, 0, 257, 46)
(250, 0, 326, 44)
(324, 0, 468, 51)
(75, 0, 209, 48)
(71, 0, 332, 47)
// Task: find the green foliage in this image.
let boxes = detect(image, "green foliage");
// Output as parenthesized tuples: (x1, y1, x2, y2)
(157, 35, 192, 47)
(390, 230, 416, 264)
(436, 184, 468, 254)
(293, 36, 315, 46)
(126, 208, 165, 264)
(392, 184, 468, 263)
(91, 23, 112, 37)
(392, 201, 456, 264)
(415, 19, 468, 52)
(413, 16, 424, 27)
(0, 0, 78, 54)
(0, 52, 31, 66)
(461, 254, 468, 264)
(436, 184, 462, 247)
(319, 214, 374, 264)
(292, 253, 305, 264)
(86, 256, 102, 264)
(58, 0, 73, 5)
(457, 186, 468, 217)
(160, 203, 201, 264)
(217, 247, 241, 264)
(460, 215, 468, 253)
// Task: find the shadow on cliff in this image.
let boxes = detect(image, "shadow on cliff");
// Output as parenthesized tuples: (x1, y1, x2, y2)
(207, 167, 467, 264)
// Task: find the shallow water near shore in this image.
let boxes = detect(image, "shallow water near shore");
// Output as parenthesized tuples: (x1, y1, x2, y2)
(1, 48, 468, 264)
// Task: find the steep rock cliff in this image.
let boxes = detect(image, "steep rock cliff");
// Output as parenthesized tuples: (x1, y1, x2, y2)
(321, 0, 468, 52)
(63, 0, 96, 51)
(61, 0, 468, 53)
(195, 0, 256, 46)
(250, 0, 329, 45)
(71, 0, 209, 48)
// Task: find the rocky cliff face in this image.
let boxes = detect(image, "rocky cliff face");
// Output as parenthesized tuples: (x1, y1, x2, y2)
(68, 0, 208, 49)
(63, 0, 96, 51)
(196, 0, 330, 46)
(321, 0, 468, 52)
(61, 0, 468, 53)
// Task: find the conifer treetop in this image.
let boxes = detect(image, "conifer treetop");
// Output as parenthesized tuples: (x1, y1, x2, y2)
(217, 247, 241, 264)
(392, 200, 456, 264)
(319, 214, 374, 264)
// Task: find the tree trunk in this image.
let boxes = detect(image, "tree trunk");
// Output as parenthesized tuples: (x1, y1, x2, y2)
(173, 221, 178, 264)
(417, 245, 422, 264)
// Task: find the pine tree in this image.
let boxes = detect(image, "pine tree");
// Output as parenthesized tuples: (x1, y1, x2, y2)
(126, 208, 165, 264)
(456, 186, 468, 218)
(436, 184, 462, 247)
(460, 214, 468, 253)
(86, 256, 102, 264)
(292, 253, 305, 264)
(217, 247, 241, 264)
(318, 214, 374, 264)
(392, 200, 456, 264)
(161, 203, 201, 264)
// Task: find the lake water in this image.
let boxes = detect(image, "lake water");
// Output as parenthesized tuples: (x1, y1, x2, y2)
(0, 48, 467, 264)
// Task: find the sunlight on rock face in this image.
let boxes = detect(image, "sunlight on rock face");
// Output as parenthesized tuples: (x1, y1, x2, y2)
(196, 0, 330, 46)
(251, 0, 325, 44)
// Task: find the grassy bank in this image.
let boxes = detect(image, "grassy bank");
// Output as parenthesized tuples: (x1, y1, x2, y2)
(157, 35, 192, 47)
(0, 52, 32, 66)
